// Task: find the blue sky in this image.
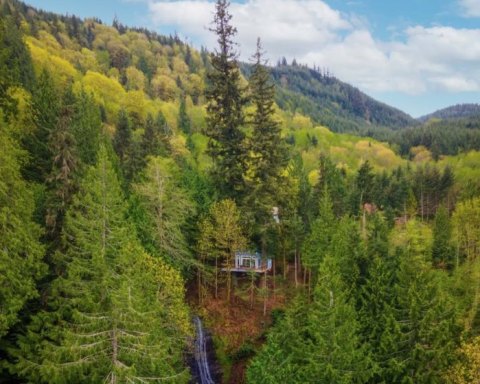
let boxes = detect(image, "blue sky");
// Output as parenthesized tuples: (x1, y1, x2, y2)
(26, 0, 480, 117)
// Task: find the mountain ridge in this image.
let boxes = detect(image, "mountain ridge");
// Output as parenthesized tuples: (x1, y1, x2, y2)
(418, 103, 480, 122)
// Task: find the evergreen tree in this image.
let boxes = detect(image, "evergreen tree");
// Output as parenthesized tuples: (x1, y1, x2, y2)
(351, 160, 375, 214)
(358, 215, 401, 382)
(0, 114, 45, 338)
(311, 154, 347, 218)
(12, 145, 190, 383)
(177, 95, 191, 135)
(134, 157, 195, 271)
(142, 112, 169, 159)
(246, 295, 310, 384)
(205, 0, 247, 200)
(0, 17, 35, 117)
(113, 108, 132, 165)
(300, 254, 374, 383)
(432, 205, 454, 269)
(245, 38, 289, 249)
(45, 87, 79, 240)
(389, 221, 459, 382)
(23, 69, 60, 182)
(247, 253, 373, 383)
(302, 188, 336, 282)
(71, 90, 101, 166)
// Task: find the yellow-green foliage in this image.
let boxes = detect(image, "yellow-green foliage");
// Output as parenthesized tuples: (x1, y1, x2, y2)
(79, 70, 125, 120)
(439, 151, 480, 196)
(141, 252, 192, 336)
(390, 219, 433, 257)
(290, 125, 405, 174)
(25, 16, 480, 189)
(189, 133, 211, 170)
(27, 38, 79, 84)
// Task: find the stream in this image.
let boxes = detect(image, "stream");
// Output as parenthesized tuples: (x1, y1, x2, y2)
(193, 316, 216, 384)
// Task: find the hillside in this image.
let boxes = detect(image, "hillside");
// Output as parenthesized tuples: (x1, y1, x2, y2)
(418, 103, 480, 122)
(245, 62, 417, 133)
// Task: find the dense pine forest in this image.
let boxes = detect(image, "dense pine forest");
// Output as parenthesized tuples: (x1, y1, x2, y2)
(1, 0, 480, 383)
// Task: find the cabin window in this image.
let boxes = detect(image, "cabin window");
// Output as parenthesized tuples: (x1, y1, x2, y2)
(241, 257, 255, 268)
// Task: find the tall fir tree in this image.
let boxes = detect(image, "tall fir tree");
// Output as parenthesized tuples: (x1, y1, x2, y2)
(205, 0, 247, 200)
(388, 221, 459, 382)
(300, 253, 374, 383)
(245, 38, 288, 250)
(45, 86, 79, 240)
(0, 114, 45, 339)
(12, 145, 191, 383)
(23, 69, 60, 182)
(177, 95, 191, 135)
(113, 108, 132, 165)
(71, 90, 101, 166)
(432, 204, 454, 270)
(141, 112, 170, 159)
(302, 188, 336, 283)
(133, 157, 195, 271)
(311, 154, 347, 218)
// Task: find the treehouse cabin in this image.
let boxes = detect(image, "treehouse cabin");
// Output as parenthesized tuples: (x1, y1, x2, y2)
(223, 252, 272, 273)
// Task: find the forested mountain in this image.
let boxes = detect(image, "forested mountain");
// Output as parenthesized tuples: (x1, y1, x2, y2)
(247, 62, 417, 133)
(1, 0, 480, 383)
(419, 103, 480, 122)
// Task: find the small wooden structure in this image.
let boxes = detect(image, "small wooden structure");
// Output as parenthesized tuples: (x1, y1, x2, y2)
(223, 251, 272, 273)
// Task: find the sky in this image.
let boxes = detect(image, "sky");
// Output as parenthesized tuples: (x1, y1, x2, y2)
(25, 0, 480, 117)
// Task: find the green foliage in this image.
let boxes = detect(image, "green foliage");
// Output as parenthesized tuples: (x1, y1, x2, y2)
(2, 2, 480, 383)
(113, 108, 131, 164)
(134, 157, 195, 271)
(302, 189, 336, 277)
(71, 89, 101, 166)
(205, 0, 247, 200)
(22, 69, 60, 182)
(0, 114, 45, 338)
(248, 253, 373, 383)
(11, 145, 190, 383)
(177, 95, 191, 135)
(197, 199, 247, 301)
(0, 16, 35, 117)
(45, 86, 79, 239)
(265, 63, 415, 133)
(432, 205, 454, 269)
(142, 111, 170, 158)
(244, 38, 289, 243)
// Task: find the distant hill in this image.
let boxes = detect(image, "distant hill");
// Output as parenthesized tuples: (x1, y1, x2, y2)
(418, 103, 480, 122)
(241, 63, 417, 133)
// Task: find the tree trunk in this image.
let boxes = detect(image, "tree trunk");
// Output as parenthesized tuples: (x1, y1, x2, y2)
(294, 248, 298, 288)
(262, 237, 268, 316)
(421, 188, 424, 222)
(250, 272, 255, 308)
(215, 256, 218, 300)
(111, 329, 118, 384)
(226, 262, 231, 303)
(308, 269, 312, 300)
(198, 267, 202, 306)
(272, 258, 276, 300)
(362, 206, 367, 240)
(263, 270, 267, 316)
(298, 251, 302, 287)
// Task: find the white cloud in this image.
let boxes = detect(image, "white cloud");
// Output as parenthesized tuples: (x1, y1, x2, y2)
(460, 0, 480, 17)
(146, 0, 480, 95)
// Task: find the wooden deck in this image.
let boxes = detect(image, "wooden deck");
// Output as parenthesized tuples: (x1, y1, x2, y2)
(221, 266, 271, 273)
